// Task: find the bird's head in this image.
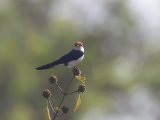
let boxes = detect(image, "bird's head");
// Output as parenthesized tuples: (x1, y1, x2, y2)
(75, 41, 83, 47)
(74, 41, 84, 52)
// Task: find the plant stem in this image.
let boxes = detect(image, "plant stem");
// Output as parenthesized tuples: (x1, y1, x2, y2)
(53, 76, 74, 120)
(55, 82, 65, 93)
(66, 90, 78, 95)
(48, 99, 56, 113)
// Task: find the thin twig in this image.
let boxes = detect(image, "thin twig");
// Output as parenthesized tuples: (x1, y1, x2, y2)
(66, 90, 78, 95)
(66, 76, 75, 90)
(55, 82, 65, 93)
(48, 99, 56, 113)
(53, 76, 75, 120)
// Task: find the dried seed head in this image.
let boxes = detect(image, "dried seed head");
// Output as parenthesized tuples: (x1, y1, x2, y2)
(61, 106, 69, 114)
(78, 84, 86, 93)
(49, 75, 57, 84)
(43, 89, 51, 99)
(72, 67, 81, 76)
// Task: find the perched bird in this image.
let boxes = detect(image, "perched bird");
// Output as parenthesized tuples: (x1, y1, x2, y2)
(36, 41, 84, 70)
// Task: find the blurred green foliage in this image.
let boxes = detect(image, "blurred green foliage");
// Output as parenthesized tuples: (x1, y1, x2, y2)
(0, 0, 160, 120)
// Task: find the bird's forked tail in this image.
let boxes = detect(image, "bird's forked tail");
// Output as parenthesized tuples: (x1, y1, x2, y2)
(36, 60, 60, 70)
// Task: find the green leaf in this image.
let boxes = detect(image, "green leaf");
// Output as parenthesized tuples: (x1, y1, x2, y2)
(75, 75, 86, 84)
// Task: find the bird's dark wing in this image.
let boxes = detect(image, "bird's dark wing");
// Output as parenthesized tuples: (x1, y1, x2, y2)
(58, 49, 84, 63)
(36, 49, 83, 70)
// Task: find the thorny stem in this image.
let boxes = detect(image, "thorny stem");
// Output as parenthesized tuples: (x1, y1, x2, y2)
(53, 76, 75, 120)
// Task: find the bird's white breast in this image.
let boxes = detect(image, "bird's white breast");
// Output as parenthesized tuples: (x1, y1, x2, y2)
(67, 55, 84, 68)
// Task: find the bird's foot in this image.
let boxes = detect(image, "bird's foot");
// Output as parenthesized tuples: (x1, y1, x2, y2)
(72, 66, 81, 76)
(72, 66, 77, 70)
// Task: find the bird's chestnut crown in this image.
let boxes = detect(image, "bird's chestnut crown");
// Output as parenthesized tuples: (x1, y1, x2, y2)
(74, 42, 83, 47)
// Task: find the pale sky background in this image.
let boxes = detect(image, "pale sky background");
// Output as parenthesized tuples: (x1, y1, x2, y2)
(50, 0, 160, 51)
(127, 0, 160, 51)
